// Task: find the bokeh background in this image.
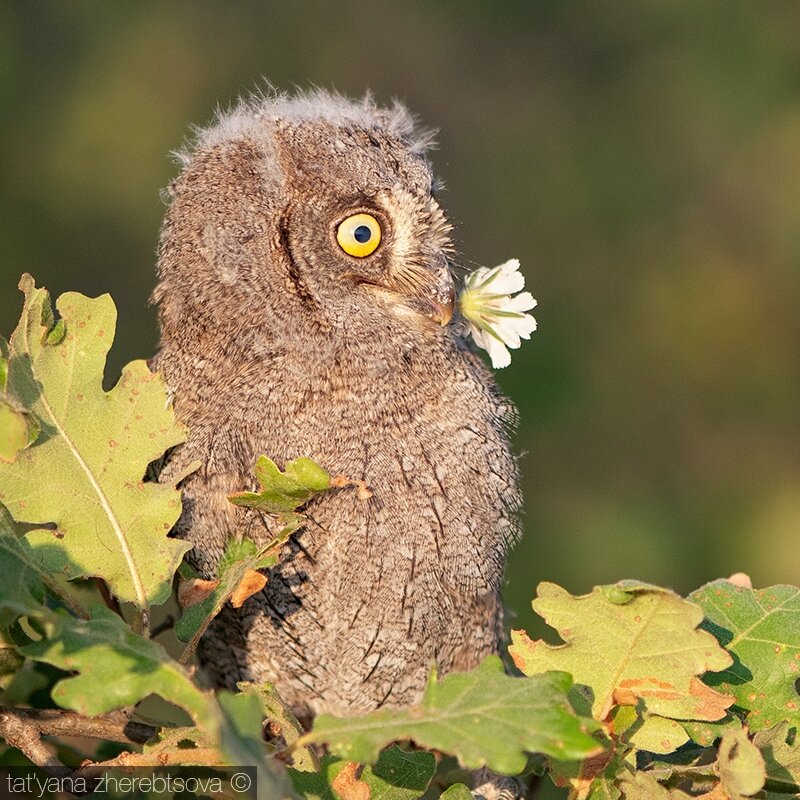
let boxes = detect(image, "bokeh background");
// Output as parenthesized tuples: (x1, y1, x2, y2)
(2, 0, 799, 709)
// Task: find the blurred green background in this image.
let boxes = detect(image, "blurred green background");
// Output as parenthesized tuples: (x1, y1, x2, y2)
(2, 0, 799, 655)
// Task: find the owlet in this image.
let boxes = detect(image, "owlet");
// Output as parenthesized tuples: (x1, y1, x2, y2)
(153, 90, 521, 719)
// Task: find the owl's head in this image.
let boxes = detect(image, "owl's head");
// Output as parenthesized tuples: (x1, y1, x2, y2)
(154, 90, 456, 359)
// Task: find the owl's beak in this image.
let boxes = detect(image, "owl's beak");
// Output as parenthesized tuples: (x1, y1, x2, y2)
(346, 260, 455, 326)
(428, 290, 454, 326)
(392, 261, 455, 326)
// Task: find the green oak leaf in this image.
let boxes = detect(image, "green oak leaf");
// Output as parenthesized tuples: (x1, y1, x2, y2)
(302, 656, 600, 776)
(0, 628, 24, 684)
(717, 727, 765, 799)
(0, 275, 191, 608)
(20, 605, 214, 728)
(681, 713, 742, 747)
(509, 582, 734, 722)
(439, 785, 474, 800)
(0, 401, 30, 463)
(240, 680, 318, 772)
(627, 715, 689, 755)
(753, 722, 800, 794)
(176, 535, 289, 650)
(619, 772, 692, 798)
(289, 748, 436, 800)
(228, 455, 330, 515)
(0, 522, 45, 625)
(217, 691, 290, 800)
(0, 510, 88, 621)
(287, 755, 341, 800)
(690, 580, 800, 730)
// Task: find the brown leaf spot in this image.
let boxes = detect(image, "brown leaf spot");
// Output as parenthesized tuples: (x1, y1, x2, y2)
(178, 578, 220, 609)
(509, 629, 537, 671)
(109, 440, 118, 448)
(613, 677, 680, 707)
(688, 677, 735, 720)
(332, 762, 370, 800)
(230, 569, 268, 608)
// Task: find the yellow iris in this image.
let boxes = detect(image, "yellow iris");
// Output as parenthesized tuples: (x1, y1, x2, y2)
(336, 213, 382, 257)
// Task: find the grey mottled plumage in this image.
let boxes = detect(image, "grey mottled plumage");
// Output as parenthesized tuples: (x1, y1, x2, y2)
(153, 90, 521, 720)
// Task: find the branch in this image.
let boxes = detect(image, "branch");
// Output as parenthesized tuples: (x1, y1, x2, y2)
(0, 706, 222, 788)
(0, 707, 158, 746)
(0, 708, 70, 776)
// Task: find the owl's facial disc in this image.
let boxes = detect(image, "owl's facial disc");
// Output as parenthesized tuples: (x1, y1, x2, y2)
(336, 211, 455, 326)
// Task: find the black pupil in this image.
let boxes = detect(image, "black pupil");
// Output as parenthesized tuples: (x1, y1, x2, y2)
(353, 225, 372, 244)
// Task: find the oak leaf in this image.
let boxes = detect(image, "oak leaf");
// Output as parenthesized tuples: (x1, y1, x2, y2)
(509, 582, 734, 722)
(0, 276, 190, 608)
(690, 580, 800, 731)
(303, 656, 600, 775)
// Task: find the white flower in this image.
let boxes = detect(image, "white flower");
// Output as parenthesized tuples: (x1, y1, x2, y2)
(459, 259, 537, 369)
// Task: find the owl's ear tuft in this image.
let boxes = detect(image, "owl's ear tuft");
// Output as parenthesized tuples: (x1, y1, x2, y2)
(379, 98, 438, 156)
(172, 85, 439, 172)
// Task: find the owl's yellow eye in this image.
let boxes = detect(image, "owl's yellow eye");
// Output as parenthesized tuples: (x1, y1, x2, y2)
(336, 213, 382, 258)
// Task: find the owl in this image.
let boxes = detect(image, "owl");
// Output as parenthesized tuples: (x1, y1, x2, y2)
(153, 90, 521, 720)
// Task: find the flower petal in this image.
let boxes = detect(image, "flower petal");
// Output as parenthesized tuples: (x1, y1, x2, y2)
(490, 269, 525, 296)
(505, 292, 537, 313)
(484, 334, 512, 369)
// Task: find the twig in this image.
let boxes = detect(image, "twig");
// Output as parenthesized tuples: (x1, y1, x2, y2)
(0, 708, 70, 776)
(132, 607, 151, 637)
(150, 614, 176, 638)
(0, 707, 158, 746)
(77, 747, 225, 771)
